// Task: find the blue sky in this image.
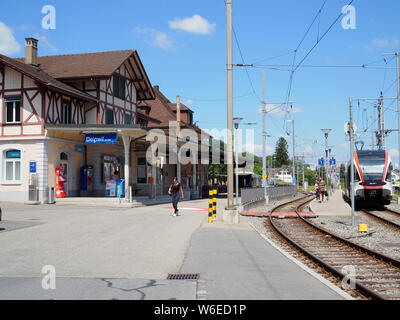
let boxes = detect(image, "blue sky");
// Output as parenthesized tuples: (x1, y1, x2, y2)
(1, 0, 400, 168)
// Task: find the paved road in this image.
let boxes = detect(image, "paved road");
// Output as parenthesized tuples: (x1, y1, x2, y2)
(0, 199, 347, 300)
(0, 200, 207, 279)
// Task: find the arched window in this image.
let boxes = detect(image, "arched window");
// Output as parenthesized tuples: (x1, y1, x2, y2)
(60, 152, 68, 161)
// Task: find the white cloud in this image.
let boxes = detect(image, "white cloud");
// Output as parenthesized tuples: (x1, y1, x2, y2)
(389, 149, 399, 158)
(169, 14, 216, 35)
(364, 38, 400, 51)
(34, 33, 57, 52)
(0, 22, 21, 55)
(258, 103, 303, 116)
(242, 143, 274, 157)
(135, 27, 175, 50)
(303, 146, 314, 155)
(184, 99, 194, 107)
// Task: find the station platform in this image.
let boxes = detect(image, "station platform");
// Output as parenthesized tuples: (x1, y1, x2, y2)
(0, 197, 349, 300)
(179, 214, 347, 300)
(54, 195, 173, 207)
(310, 190, 351, 216)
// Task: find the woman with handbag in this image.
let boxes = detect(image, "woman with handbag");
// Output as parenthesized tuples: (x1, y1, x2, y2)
(168, 177, 184, 216)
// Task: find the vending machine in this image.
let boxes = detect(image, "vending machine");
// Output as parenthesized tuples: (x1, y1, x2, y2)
(80, 165, 94, 196)
(56, 168, 67, 198)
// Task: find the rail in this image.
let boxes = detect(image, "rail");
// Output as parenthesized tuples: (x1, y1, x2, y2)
(269, 196, 400, 300)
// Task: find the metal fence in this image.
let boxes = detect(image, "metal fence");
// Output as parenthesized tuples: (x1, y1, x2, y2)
(241, 185, 297, 205)
(241, 187, 265, 205)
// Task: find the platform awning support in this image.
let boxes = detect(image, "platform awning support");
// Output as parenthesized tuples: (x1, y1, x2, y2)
(122, 134, 132, 198)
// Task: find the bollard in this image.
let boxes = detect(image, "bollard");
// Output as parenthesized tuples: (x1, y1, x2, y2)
(212, 188, 217, 220)
(208, 189, 213, 223)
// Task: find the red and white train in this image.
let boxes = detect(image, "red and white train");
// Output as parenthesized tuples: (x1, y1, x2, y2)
(345, 150, 393, 207)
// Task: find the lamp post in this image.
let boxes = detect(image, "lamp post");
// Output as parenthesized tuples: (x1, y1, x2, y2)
(321, 129, 332, 199)
(226, 0, 234, 209)
(286, 120, 296, 186)
(233, 117, 243, 206)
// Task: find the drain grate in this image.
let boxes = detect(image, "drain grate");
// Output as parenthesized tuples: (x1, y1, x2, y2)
(167, 273, 200, 280)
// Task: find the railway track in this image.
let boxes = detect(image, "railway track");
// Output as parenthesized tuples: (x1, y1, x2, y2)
(360, 207, 400, 230)
(269, 195, 400, 300)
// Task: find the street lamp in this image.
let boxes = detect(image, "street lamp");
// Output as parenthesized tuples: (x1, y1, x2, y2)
(233, 117, 243, 206)
(321, 129, 332, 197)
(286, 120, 296, 186)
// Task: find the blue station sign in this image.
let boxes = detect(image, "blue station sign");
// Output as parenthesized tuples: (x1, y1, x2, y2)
(75, 146, 85, 153)
(29, 161, 37, 173)
(84, 133, 117, 144)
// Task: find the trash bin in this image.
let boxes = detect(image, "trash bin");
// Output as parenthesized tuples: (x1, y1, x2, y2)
(48, 186, 55, 204)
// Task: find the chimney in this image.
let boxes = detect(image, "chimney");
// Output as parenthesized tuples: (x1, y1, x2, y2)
(25, 38, 38, 65)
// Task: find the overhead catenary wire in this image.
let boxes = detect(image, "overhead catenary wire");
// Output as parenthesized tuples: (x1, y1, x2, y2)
(232, 25, 262, 104)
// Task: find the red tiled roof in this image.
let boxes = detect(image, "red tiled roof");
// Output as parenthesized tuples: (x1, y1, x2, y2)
(139, 86, 210, 138)
(14, 49, 155, 100)
(168, 102, 193, 113)
(16, 50, 134, 79)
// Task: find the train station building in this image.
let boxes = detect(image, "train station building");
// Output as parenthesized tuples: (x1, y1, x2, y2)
(0, 38, 210, 203)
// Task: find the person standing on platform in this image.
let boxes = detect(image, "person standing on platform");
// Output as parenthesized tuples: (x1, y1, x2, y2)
(168, 177, 184, 216)
(315, 181, 320, 200)
(318, 178, 326, 203)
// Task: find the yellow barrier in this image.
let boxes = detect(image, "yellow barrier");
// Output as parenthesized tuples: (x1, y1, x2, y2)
(212, 188, 217, 220)
(208, 189, 213, 223)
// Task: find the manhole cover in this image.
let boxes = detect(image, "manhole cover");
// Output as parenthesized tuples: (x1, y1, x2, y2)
(167, 273, 199, 280)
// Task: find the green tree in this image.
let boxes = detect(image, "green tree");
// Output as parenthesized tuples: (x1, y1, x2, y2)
(340, 163, 346, 179)
(274, 137, 289, 167)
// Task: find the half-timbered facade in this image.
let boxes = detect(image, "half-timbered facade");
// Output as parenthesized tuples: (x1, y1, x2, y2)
(0, 38, 210, 204)
(0, 38, 156, 202)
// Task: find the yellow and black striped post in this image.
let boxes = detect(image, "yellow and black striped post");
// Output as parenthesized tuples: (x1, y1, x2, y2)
(212, 188, 217, 220)
(208, 189, 213, 223)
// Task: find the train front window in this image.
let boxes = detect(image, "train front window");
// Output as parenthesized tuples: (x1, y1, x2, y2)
(358, 157, 385, 183)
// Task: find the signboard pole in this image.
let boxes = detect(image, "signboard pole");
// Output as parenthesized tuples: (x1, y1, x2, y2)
(349, 98, 356, 227)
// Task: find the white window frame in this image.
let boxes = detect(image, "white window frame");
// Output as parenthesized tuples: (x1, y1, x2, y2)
(4, 97, 21, 124)
(3, 149, 22, 185)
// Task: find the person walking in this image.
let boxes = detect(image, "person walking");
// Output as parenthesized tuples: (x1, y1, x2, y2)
(315, 180, 320, 200)
(168, 177, 184, 216)
(318, 178, 326, 203)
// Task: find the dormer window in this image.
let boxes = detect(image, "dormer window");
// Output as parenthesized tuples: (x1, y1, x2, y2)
(113, 75, 126, 100)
